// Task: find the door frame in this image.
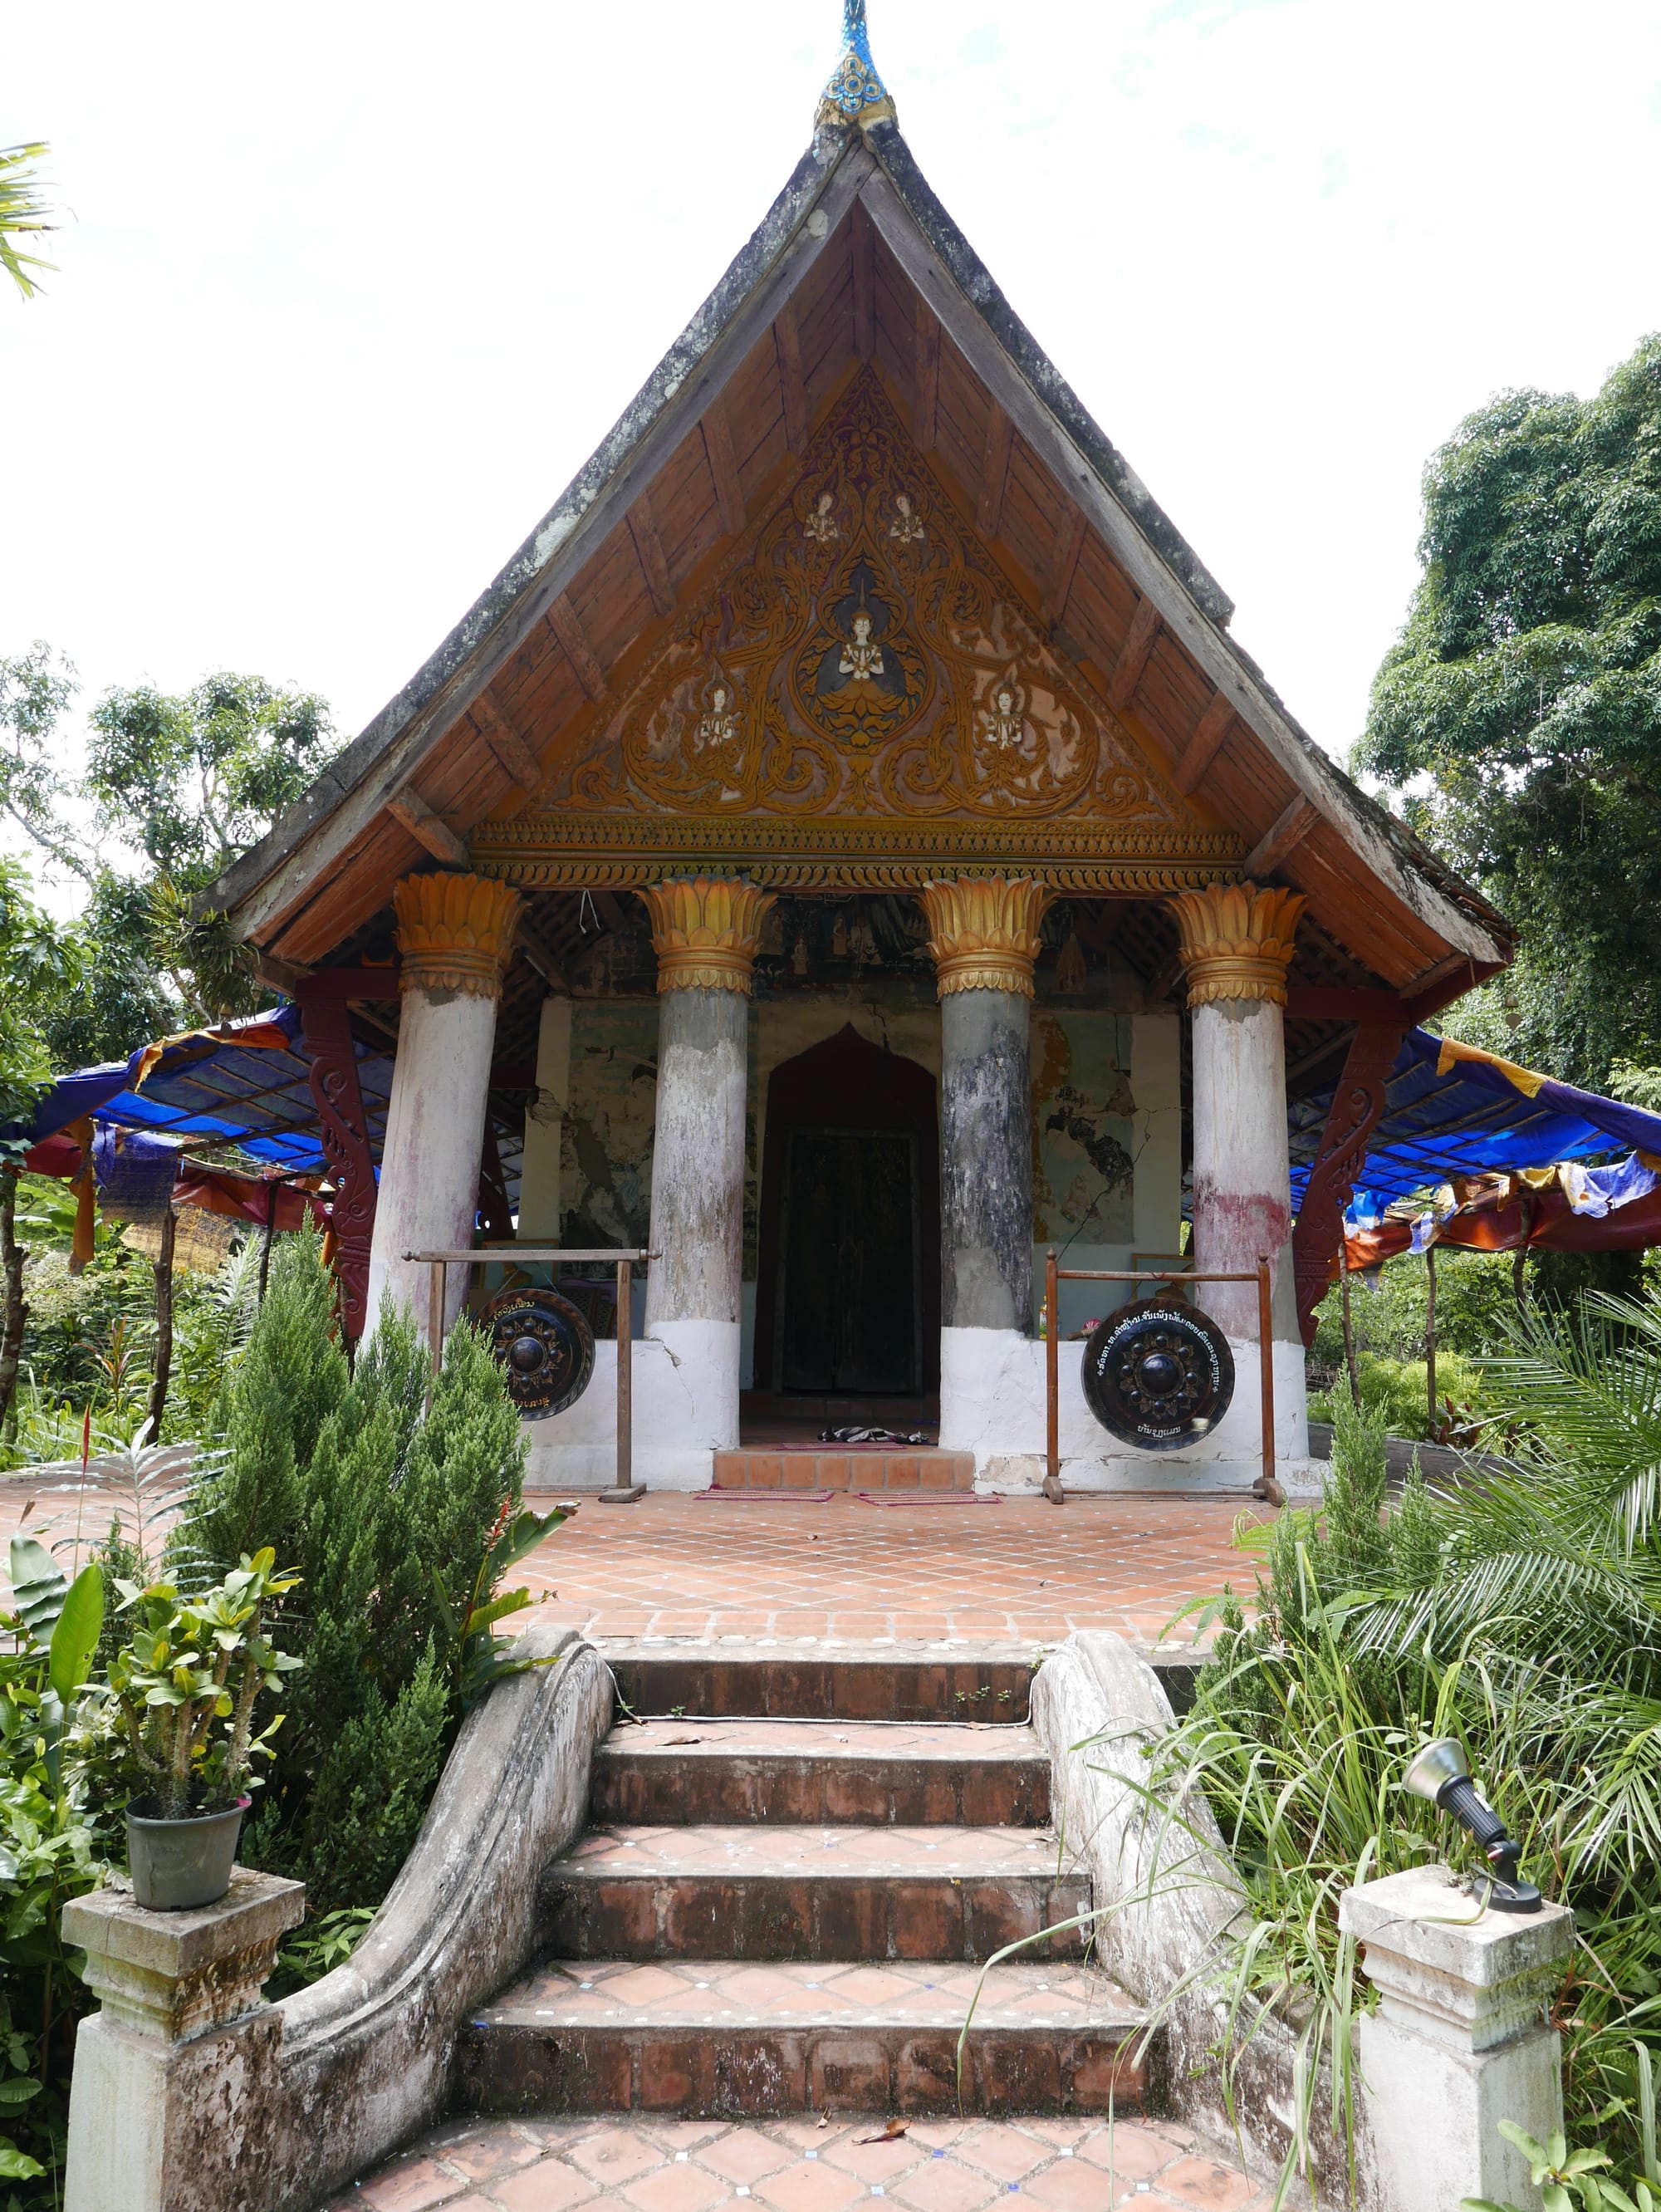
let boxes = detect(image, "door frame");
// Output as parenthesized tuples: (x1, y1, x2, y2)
(753, 1024, 941, 1394)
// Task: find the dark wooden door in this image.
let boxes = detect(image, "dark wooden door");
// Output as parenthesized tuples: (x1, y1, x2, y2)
(777, 1128, 920, 1394)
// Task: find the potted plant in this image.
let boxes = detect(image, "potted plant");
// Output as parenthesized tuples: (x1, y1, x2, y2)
(106, 1547, 300, 1910)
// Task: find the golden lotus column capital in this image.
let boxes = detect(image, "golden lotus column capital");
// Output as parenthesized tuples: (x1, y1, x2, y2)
(392, 871, 522, 999)
(639, 875, 776, 996)
(1168, 880, 1306, 1008)
(918, 876, 1053, 1000)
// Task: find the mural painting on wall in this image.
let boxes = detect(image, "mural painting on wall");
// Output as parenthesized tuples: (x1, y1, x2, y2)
(558, 1007, 659, 1249)
(1031, 1013, 1135, 1248)
(475, 371, 1239, 885)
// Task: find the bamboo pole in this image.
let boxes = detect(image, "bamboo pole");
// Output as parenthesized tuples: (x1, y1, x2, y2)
(1340, 1242, 1360, 1409)
(1257, 1256, 1276, 1499)
(1425, 1242, 1438, 1439)
(146, 1203, 179, 1444)
(1045, 1247, 1059, 1490)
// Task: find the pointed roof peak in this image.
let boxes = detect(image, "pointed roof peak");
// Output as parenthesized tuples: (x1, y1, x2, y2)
(817, 0, 895, 131)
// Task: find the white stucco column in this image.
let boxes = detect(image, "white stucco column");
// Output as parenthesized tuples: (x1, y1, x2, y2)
(365, 871, 522, 1343)
(517, 993, 571, 1243)
(1169, 880, 1309, 1459)
(639, 877, 772, 1455)
(921, 878, 1053, 1481)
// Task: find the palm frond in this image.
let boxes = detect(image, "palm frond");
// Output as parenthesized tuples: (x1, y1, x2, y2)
(0, 144, 57, 301)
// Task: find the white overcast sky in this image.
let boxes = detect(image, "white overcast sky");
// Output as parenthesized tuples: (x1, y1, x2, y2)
(4, 1, 1659, 807)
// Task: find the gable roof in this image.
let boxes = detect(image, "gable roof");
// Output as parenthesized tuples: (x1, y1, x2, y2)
(213, 12, 1512, 1000)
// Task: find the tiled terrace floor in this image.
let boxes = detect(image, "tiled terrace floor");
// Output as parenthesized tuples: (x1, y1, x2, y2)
(512, 1493, 1261, 1650)
(2, 1478, 1265, 1649)
(333, 2111, 1278, 2211)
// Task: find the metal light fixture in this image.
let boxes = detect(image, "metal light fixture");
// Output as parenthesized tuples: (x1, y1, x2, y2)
(1404, 1739, 1541, 1912)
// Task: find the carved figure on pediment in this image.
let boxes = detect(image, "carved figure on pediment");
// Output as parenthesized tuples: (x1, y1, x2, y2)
(889, 492, 925, 544)
(794, 555, 929, 752)
(805, 491, 840, 543)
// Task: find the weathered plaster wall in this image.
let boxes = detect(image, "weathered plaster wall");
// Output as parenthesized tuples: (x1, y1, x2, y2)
(557, 1002, 659, 1251)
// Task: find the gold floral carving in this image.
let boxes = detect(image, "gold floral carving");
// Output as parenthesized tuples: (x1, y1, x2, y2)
(472, 371, 1242, 888)
(918, 877, 1053, 1000)
(1168, 881, 1306, 1008)
(393, 871, 522, 998)
(638, 876, 776, 995)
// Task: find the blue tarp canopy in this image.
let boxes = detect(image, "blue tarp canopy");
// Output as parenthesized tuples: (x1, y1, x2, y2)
(1290, 1028, 1661, 1207)
(5, 1006, 398, 1178)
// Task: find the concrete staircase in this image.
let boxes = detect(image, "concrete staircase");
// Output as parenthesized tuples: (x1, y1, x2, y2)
(453, 1648, 1155, 2121)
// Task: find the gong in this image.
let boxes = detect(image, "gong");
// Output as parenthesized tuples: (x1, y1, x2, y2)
(482, 1288, 595, 1420)
(1080, 1298, 1234, 1450)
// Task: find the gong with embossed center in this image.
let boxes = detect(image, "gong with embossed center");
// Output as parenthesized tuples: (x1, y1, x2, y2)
(1080, 1299, 1235, 1450)
(483, 1288, 595, 1420)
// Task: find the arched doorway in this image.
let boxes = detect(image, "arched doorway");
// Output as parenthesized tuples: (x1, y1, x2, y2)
(752, 1025, 941, 1401)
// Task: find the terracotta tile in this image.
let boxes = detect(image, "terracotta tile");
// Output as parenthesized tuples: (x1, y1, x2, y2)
(619, 2162, 731, 2212)
(953, 2128, 1054, 2183)
(357, 2155, 470, 2210)
(441, 2126, 547, 2182)
(890, 2160, 1004, 2212)
(698, 2130, 797, 2184)
(755, 2160, 870, 2212)
(569, 2126, 670, 2185)
(491, 2161, 602, 2211)
(1153, 2156, 1260, 2210)
(1075, 2126, 1179, 2180)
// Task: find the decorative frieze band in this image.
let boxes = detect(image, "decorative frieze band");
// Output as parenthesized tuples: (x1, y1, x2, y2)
(1168, 881, 1306, 1008)
(638, 876, 776, 995)
(917, 876, 1052, 1000)
(392, 871, 523, 999)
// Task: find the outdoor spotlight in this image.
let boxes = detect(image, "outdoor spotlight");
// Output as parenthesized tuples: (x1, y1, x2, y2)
(1404, 1739, 1541, 1912)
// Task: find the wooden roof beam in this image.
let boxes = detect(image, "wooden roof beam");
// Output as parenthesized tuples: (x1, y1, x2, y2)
(547, 593, 610, 704)
(703, 400, 746, 538)
(387, 786, 468, 868)
(914, 298, 940, 450)
(1043, 503, 1089, 627)
(1243, 795, 1319, 878)
(468, 693, 545, 795)
(1174, 693, 1235, 793)
(774, 304, 808, 455)
(851, 200, 875, 360)
(626, 489, 676, 618)
(977, 403, 1014, 539)
(1107, 596, 1161, 713)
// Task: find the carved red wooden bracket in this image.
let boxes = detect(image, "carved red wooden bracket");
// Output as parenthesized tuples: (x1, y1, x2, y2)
(293, 983, 380, 1341)
(1291, 1020, 1409, 1348)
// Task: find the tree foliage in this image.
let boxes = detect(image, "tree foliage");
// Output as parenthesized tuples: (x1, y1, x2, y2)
(0, 650, 336, 1039)
(1357, 333, 1661, 1090)
(0, 145, 54, 302)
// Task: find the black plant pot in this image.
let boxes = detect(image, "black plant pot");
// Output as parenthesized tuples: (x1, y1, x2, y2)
(126, 1795, 251, 1911)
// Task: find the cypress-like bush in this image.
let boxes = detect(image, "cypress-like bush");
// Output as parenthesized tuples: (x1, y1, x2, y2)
(189, 1233, 528, 1910)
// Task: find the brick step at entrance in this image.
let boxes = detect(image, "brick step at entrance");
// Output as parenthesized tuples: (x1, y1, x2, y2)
(592, 1717, 1051, 1826)
(457, 1955, 1152, 2117)
(541, 1823, 1089, 1962)
(713, 1447, 976, 1492)
(603, 1643, 1037, 1721)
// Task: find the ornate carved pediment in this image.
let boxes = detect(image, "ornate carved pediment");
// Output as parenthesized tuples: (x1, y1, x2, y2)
(473, 371, 1242, 890)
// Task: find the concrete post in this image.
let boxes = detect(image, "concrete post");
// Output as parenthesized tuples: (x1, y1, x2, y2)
(1168, 880, 1310, 1457)
(518, 992, 571, 1243)
(62, 1869, 305, 2212)
(365, 871, 522, 1342)
(1340, 1866, 1575, 2212)
(639, 878, 773, 1449)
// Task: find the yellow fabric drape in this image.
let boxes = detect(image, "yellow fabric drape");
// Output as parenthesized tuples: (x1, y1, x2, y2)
(1433, 1036, 1549, 1098)
(65, 1116, 96, 1274)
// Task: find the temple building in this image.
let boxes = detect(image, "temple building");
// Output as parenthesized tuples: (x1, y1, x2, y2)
(213, 5, 1512, 1493)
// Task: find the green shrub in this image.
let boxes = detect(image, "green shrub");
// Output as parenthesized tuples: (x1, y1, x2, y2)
(1310, 1348, 1489, 1441)
(188, 1233, 541, 1913)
